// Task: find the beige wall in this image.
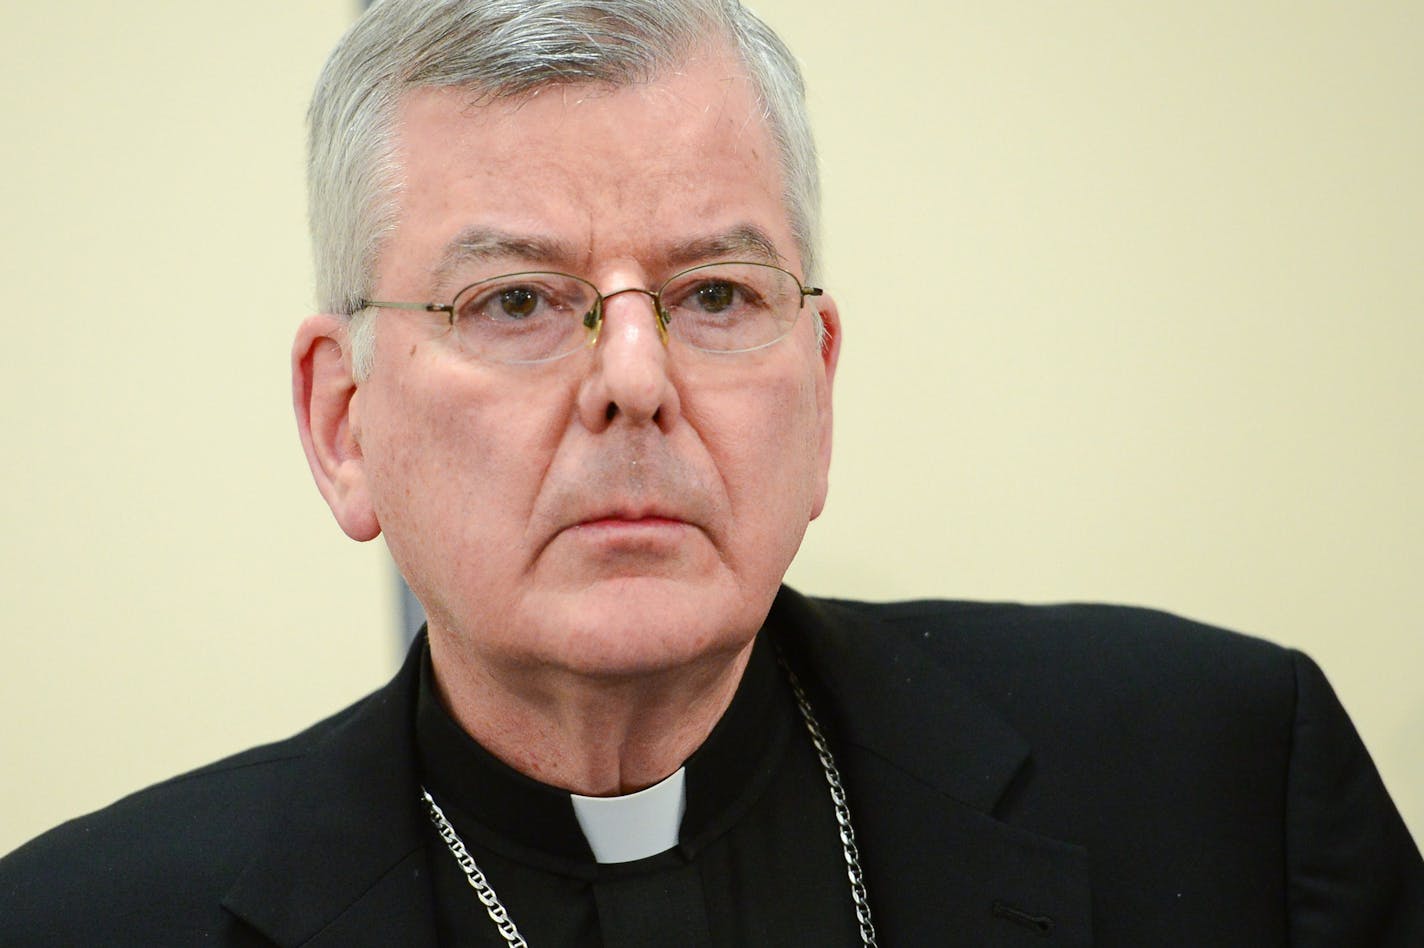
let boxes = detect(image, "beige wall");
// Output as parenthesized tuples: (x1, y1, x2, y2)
(2, 1, 1419, 855)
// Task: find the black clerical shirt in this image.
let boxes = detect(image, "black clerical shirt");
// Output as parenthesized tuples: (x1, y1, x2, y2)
(416, 633, 862, 947)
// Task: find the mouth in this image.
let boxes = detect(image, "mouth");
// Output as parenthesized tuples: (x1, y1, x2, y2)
(555, 506, 700, 557)
(571, 510, 690, 530)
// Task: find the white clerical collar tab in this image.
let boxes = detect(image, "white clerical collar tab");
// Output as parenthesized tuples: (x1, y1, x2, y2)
(569, 766, 687, 864)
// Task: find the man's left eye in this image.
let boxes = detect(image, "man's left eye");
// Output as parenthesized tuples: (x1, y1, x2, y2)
(694, 280, 738, 313)
(499, 287, 540, 318)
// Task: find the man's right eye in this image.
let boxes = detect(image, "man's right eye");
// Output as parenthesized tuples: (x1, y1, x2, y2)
(458, 282, 557, 324)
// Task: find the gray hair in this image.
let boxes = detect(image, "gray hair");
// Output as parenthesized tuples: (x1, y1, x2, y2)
(307, 0, 820, 379)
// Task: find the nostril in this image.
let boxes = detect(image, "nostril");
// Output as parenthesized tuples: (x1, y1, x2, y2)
(604, 402, 617, 423)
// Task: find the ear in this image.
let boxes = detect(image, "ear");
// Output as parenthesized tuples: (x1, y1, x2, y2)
(292, 314, 381, 541)
(809, 294, 841, 521)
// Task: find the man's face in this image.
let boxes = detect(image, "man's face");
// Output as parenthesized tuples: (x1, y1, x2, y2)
(305, 51, 838, 682)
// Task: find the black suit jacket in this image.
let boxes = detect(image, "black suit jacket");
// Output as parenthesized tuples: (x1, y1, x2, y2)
(3, 588, 1421, 945)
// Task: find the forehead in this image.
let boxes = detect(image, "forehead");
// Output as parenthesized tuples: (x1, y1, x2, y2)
(382, 51, 795, 287)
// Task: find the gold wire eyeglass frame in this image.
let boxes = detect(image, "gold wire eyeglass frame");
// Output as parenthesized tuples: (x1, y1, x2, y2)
(358, 260, 823, 364)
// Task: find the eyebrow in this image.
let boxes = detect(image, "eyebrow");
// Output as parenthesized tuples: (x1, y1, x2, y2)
(428, 222, 789, 291)
(663, 224, 785, 270)
(431, 228, 579, 291)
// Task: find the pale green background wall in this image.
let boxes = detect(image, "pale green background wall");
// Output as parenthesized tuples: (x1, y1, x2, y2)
(2, 1, 1419, 854)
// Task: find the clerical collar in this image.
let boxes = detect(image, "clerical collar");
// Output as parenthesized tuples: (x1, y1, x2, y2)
(569, 766, 685, 862)
(414, 629, 792, 873)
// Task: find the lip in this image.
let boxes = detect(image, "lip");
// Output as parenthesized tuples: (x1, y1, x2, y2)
(565, 500, 691, 527)
(551, 516, 691, 565)
(570, 513, 690, 531)
(553, 507, 698, 553)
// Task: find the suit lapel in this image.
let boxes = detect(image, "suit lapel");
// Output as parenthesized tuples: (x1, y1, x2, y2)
(772, 588, 1094, 945)
(221, 642, 439, 948)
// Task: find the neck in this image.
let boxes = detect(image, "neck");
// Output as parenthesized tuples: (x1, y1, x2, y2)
(427, 629, 756, 796)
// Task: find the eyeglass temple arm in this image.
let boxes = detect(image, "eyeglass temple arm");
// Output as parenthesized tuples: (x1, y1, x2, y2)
(358, 300, 454, 314)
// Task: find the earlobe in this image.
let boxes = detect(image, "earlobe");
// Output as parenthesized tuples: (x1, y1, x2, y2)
(292, 315, 381, 541)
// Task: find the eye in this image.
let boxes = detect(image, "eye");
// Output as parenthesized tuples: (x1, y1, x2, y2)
(657, 263, 802, 353)
(446, 272, 599, 364)
(466, 283, 547, 322)
(497, 286, 539, 319)
(669, 277, 761, 319)
(454, 274, 588, 325)
(693, 280, 738, 313)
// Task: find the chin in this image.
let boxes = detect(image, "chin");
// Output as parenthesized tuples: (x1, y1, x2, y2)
(526, 576, 772, 679)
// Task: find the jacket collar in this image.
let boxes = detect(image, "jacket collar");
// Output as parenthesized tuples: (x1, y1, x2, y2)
(221, 640, 438, 948)
(771, 587, 1094, 945)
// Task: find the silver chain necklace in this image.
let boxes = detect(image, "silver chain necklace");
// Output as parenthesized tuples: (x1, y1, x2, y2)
(421, 660, 878, 947)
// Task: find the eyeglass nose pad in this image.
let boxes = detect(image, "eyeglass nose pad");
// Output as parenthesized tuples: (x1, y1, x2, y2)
(653, 304, 670, 346)
(582, 300, 603, 348)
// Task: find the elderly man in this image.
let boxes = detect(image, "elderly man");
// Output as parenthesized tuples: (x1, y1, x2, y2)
(3, 0, 1421, 945)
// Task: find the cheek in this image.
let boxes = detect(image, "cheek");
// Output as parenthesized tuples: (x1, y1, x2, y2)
(688, 366, 825, 518)
(363, 358, 578, 549)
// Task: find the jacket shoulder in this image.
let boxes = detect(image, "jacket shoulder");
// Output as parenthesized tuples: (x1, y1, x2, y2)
(811, 596, 1296, 701)
(795, 594, 1423, 942)
(795, 595, 1308, 810)
(0, 690, 378, 944)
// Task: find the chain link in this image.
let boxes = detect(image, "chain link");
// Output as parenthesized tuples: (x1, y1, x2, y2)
(421, 789, 529, 947)
(421, 661, 877, 947)
(781, 661, 880, 948)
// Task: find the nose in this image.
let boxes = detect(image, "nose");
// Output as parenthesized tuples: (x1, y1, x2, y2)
(575, 287, 681, 432)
